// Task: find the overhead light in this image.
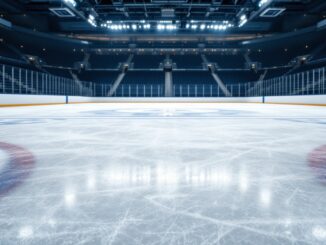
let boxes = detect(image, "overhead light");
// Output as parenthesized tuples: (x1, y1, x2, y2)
(63, 0, 77, 7)
(131, 24, 137, 30)
(49, 7, 75, 17)
(159, 20, 173, 24)
(238, 14, 248, 27)
(258, 0, 271, 8)
(161, 8, 175, 18)
(200, 24, 206, 30)
(167, 24, 177, 30)
(143, 24, 151, 29)
(157, 24, 177, 31)
(260, 8, 286, 17)
(157, 24, 165, 30)
(87, 14, 97, 27)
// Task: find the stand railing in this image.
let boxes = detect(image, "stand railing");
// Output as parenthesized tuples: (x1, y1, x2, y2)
(246, 67, 325, 97)
(0, 63, 325, 97)
(0, 64, 94, 96)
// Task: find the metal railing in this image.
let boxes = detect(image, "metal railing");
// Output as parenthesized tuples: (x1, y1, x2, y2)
(0, 64, 95, 96)
(246, 66, 326, 97)
(0, 63, 325, 97)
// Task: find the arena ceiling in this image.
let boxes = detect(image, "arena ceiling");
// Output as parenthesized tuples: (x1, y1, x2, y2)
(0, 0, 325, 43)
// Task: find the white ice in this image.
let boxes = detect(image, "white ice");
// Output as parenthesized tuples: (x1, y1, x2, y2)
(0, 150, 8, 172)
(0, 103, 326, 244)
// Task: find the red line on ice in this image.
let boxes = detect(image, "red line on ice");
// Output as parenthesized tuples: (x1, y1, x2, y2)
(308, 145, 326, 183)
(0, 142, 35, 197)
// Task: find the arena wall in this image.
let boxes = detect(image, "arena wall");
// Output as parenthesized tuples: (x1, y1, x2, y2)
(0, 94, 325, 106)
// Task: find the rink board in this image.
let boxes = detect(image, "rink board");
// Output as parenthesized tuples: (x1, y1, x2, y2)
(0, 94, 326, 106)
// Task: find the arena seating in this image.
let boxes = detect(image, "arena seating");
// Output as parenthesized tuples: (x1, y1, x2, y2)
(89, 54, 129, 69)
(77, 70, 119, 84)
(0, 42, 22, 61)
(173, 71, 215, 85)
(133, 55, 165, 69)
(38, 49, 84, 68)
(217, 70, 261, 84)
(171, 55, 203, 69)
(206, 54, 246, 69)
(114, 71, 165, 97)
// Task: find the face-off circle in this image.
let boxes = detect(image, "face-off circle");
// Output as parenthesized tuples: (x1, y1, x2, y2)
(308, 145, 326, 183)
(0, 150, 9, 172)
(0, 142, 35, 197)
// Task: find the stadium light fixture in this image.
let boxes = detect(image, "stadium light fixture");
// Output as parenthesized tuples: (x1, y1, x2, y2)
(102, 21, 150, 31)
(87, 14, 97, 27)
(185, 20, 232, 31)
(63, 0, 77, 7)
(157, 24, 164, 30)
(131, 24, 137, 30)
(143, 24, 151, 29)
(258, 0, 271, 8)
(157, 24, 177, 31)
(238, 14, 248, 27)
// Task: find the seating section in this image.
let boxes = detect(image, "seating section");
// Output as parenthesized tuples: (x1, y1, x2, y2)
(89, 54, 128, 69)
(249, 50, 295, 68)
(1, 43, 325, 98)
(77, 70, 120, 84)
(217, 70, 261, 84)
(114, 71, 165, 97)
(173, 71, 219, 97)
(206, 54, 246, 69)
(46, 67, 74, 78)
(264, 68, 289, 79)
(37, 49, 84, 68)
(0, 42, 22, 61)
(122, 71, 164, 84)
(0, 42, 30, 68)
(173, 71, 215, 85)
(291, 61, 326, 73)
(312, 46, 326, 61)
(133, 55, 165, 69)
(171, 55, 203, 69)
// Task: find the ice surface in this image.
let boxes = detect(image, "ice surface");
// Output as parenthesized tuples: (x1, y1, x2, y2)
(0, 103, 326, 244)
(0, 150, 8, 172)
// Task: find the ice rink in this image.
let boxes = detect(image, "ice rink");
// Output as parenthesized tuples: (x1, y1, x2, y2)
(0, 102, 326, 244)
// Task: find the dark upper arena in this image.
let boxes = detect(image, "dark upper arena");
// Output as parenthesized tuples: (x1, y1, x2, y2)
(0, 0, 325, 97)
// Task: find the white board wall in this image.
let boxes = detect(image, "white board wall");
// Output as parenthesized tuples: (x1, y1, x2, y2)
(0, 94, 65, 105)
(264, 95, 326, 105)
(0, 94, 325, 106)
(68, 96, 263, 103)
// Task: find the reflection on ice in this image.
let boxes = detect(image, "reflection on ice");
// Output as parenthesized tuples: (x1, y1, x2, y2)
(86, 170, 97, 191)
(64, 190, 76, 208)
(103, 166, 151, 186)
(156, 166, 179, 186)
(90, 164, 244, 188)
(260, 188, 272, 207)
(238, 170, 249, 193)
(313, 226, 326, 241)
(18, 226, 33, 239)
(47, 218, 57, 228)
